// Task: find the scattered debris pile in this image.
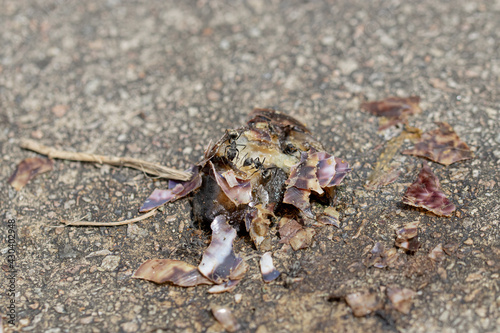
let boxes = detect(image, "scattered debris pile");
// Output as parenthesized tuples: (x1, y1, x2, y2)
(134, 108, 350, 291)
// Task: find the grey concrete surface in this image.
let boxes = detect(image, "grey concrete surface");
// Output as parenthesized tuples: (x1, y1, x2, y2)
(1, 0, 499, 332)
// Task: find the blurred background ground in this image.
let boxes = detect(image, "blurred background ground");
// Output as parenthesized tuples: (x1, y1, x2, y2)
(0, 0, 499, 332)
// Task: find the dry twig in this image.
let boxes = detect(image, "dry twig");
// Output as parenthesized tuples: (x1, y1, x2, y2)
(20, 139, 191, 181)
(61, 209, 158, 226)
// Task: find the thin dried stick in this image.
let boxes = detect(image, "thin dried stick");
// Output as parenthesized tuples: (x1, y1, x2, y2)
(20, 139, 192, 181)
(352, 219, 368, 239)
(61, 209, 158, 226)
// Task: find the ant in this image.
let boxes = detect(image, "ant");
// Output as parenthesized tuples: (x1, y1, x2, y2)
(243, 156, 266, 176)
(283, 142, 297, 155)
(224, 130, 245, 162)
(243, 156, 265, 169)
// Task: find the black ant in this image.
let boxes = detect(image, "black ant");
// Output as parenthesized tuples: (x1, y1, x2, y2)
(243, 156, 265, 169)
(242, 156, 267, 176)
(283, 142, 297, 155)
(224, 130, 245, 162)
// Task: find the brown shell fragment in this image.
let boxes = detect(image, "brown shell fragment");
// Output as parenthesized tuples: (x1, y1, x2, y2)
(315, 152, 337, 187)
(210, 162, 252, 206)
(402, 122, 474, 166)
(283, 186, 313, 218)
(395, 221, 419, 240)
(365, 166, 401, 190)
(244, 128, 272, 143)
(248, 205, 272, 251)
(8, 157, 54, 190)
(328, 158, 351, 187)
(286, 151, 323, 194)
(132, 259, 213, 287)
(395, 221, 421, 252)
(386, 285, 417, 314)
(317, 206, 340, 228)
(289, 228, 315, 251)
(260, 252, 280, 283)
(211, 305, 241, 332)
(403, 162, 456, 217)
(345, 289, 383, 317)
(279, 217, 303, 244)
(248, 108, 310, 133)
(208, 279, 242, 294)
(198, 215, 248, 284)
(364, 242, 400, 269)
(428, 243, 445, 262)
(139, 166, 202, 212)
(361, 96, 422, 130)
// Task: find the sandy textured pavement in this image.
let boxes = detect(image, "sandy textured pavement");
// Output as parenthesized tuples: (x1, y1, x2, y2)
(1, 0, 499, 332)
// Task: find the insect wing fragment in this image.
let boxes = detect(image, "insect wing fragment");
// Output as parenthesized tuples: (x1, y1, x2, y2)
(402, 122, 474, 166)
(386, 285, 416, 314)
(361, 96, 422, 129)
(327, 158, 351, 187)
(8, 157, 54, 190)
(283, 186, 313, 218)
(132, 259, 213, 287)
(139, 166, 202, 212)
(210, 162, 252, 206)
(403, 162, 456, 217)
(198, 216, 248, 284)
(345, 289, 383, 317)
(260, 252, 280, 283)
(211, 305, 241, 332)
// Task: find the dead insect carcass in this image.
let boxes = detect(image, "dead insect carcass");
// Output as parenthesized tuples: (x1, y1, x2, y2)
(134, 108, 350, 290)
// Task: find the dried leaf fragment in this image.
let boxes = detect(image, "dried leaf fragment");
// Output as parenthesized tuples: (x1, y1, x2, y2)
(8, 157, 54, 190)
(403, 162, 456, 217)
(132, 259, 213, 287)
(386, 285, 416, 314)
(402, 122, 474, 166)
(211, 305, 241, 332)
(345, 289, 383, 317)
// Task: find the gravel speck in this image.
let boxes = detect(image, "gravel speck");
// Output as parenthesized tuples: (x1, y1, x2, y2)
(101, 255, 121, 271)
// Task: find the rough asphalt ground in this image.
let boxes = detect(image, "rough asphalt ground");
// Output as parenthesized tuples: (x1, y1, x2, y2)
(1, 0, 499, 332)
